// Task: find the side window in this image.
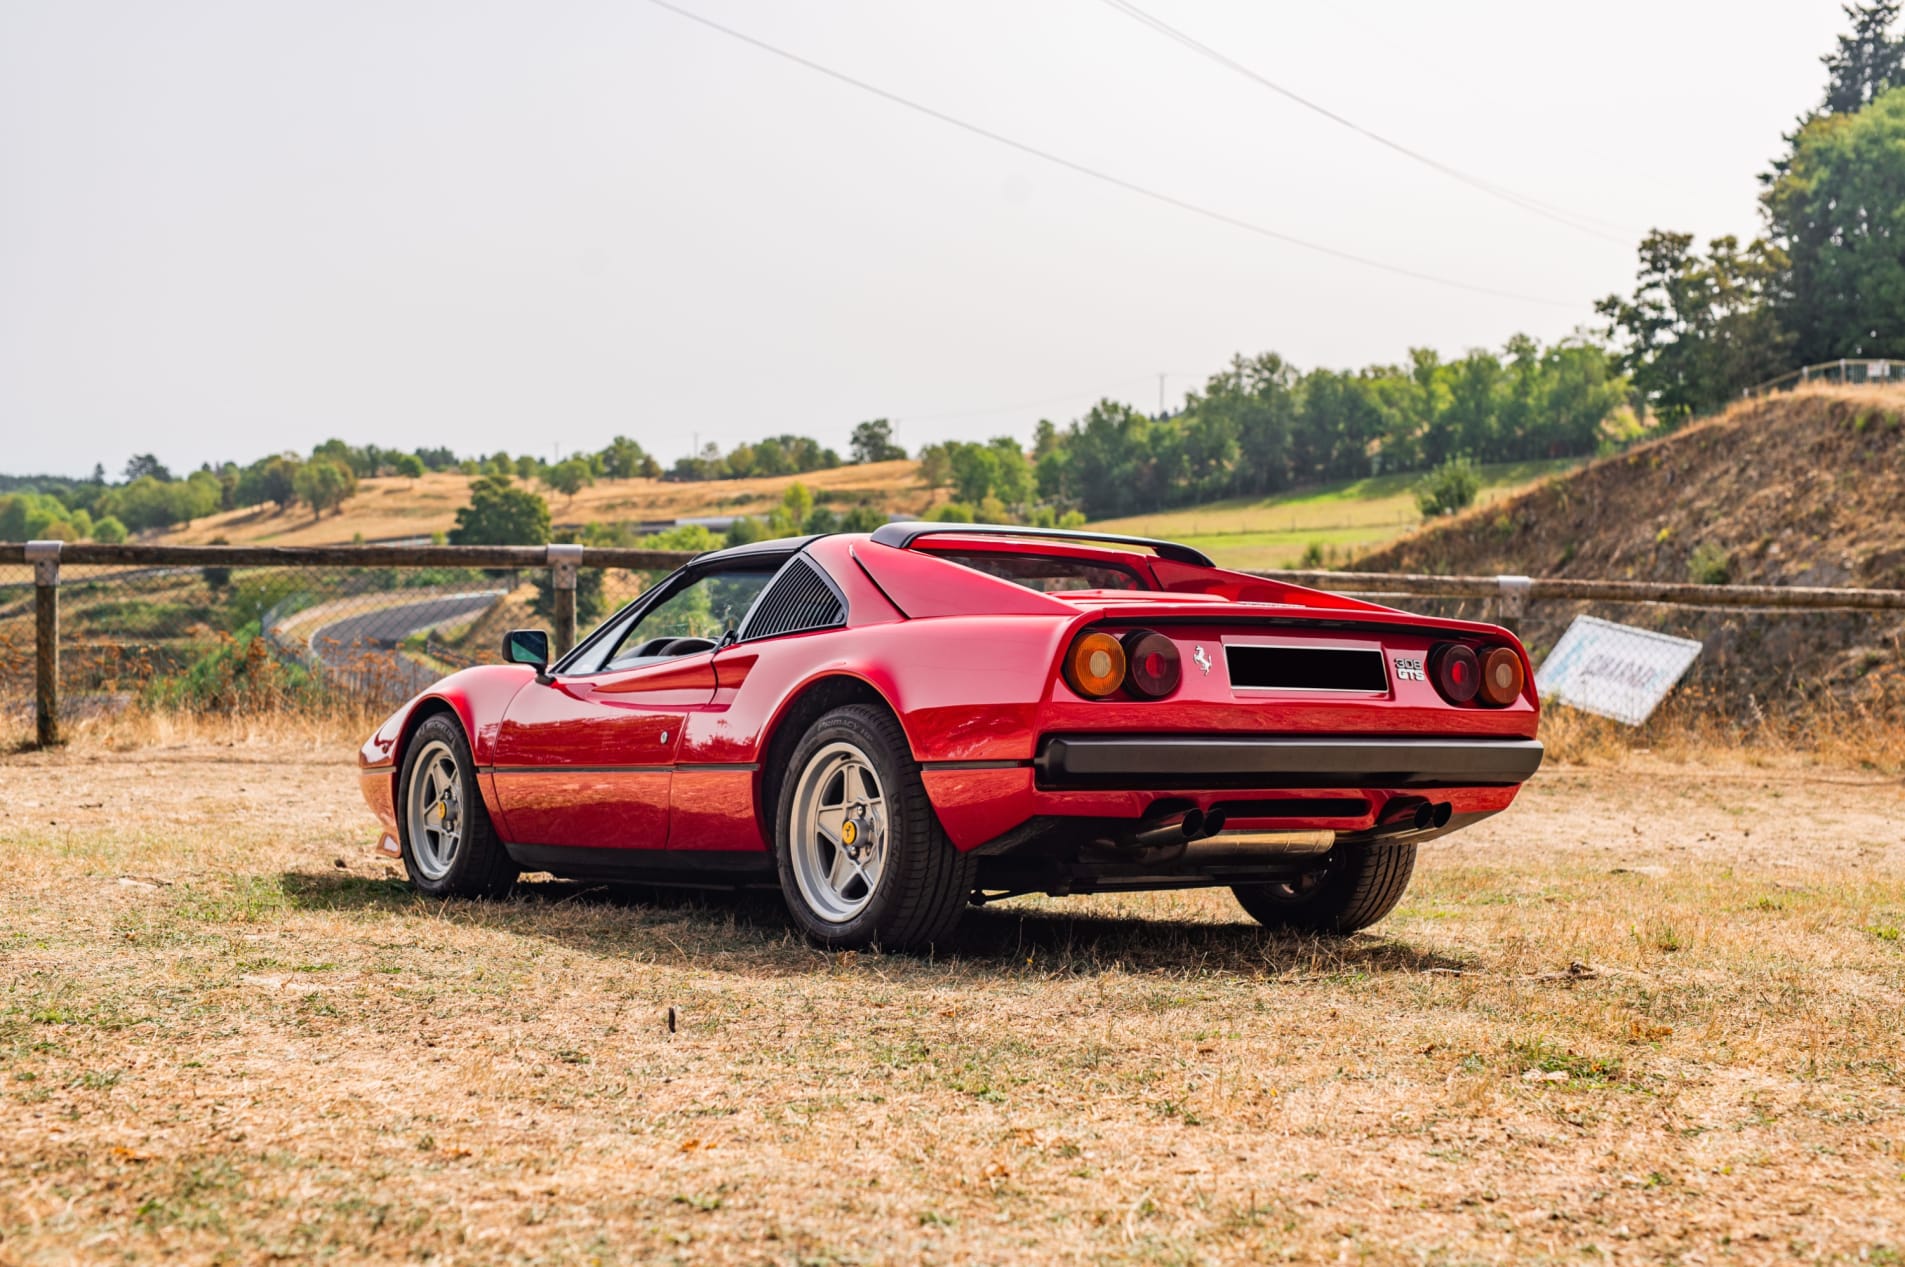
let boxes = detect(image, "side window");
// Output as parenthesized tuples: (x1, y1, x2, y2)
(597, 564, 781, 671)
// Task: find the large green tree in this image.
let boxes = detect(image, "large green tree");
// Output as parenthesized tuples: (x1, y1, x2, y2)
(450, 474, 550, 545)
(294, 458, 356, 517)
(1823, 1, 1905, 114)
(849, 419, 906, 464)
(1763, 85, 1905, 362)
(597, 436, 649, 480)
(1595, 231, 1792, 422)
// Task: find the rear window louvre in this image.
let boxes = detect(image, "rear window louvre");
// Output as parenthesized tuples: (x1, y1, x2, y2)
(738, 557, 845, 642)
(1226, 645, 1388, 692)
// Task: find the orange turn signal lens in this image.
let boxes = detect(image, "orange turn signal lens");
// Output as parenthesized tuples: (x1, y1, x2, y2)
(1479, 645, 1525, 707)
(1064, 631, 1128, 699)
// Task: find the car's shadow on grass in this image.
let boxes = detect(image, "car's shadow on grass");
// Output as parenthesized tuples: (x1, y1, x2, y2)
(279, 870, 1471, 977)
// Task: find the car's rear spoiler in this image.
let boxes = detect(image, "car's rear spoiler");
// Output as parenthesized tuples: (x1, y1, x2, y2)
(869, 521, 1215, 568)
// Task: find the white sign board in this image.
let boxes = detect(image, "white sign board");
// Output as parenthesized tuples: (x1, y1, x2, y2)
(1534, 615, 1703, 726)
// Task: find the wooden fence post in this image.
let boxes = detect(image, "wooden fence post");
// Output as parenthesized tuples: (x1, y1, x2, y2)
(1492, 574, 1531, 635)
(25, 540, 61, 747)
(547, 544, 583, 656)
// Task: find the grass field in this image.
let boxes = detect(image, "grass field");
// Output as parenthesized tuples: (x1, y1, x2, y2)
(1090, 459, 1580, 570)
(4, 721, 1903, 1264)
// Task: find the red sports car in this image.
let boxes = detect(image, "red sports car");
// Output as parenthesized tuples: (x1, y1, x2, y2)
(359, 524, 1542, 948)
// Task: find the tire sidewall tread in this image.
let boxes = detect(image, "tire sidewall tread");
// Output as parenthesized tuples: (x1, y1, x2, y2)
(774, 704, 973, 951)
(397, 714, 518, 900)
(1233, 843, 1417, 935)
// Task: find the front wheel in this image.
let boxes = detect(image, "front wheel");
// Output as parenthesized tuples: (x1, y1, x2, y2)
(398, 714, 518, 899)
(774, 704, 975, 951)
(1232, 844, 1417, 934)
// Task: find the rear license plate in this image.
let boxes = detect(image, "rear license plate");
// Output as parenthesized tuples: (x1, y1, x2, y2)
(1225, 644, 1388, 692)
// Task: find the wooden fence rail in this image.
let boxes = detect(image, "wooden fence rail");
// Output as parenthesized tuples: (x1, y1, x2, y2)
(9, 540, 1905, 748)
(1262, 570, 1905, 612)
(30, 542, 696, 570)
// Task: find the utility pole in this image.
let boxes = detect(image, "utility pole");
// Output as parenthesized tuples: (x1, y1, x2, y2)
(1158, 372, 1167, 418)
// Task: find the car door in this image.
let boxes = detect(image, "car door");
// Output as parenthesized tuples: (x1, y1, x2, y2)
(490, 559, 781, 851)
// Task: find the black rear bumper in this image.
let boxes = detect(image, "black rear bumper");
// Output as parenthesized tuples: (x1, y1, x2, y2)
(1034, 734, 1544, 789)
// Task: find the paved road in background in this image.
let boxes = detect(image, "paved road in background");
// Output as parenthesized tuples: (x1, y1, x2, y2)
(302, 590, 505, 699)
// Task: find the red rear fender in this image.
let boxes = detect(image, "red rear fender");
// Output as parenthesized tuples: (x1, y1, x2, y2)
(683, 617, 1074, 767)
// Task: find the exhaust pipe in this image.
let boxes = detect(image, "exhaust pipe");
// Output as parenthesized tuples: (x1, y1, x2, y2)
(1090, 805, 1206, 859)
(1127, 806, 1204, 849)
(1370, 799, 1453, 840)
(1183, 830, 1336, 863)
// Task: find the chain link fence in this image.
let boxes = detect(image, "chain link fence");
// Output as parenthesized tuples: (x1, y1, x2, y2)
(4, 544, 1902, 741)
(0, 545, 692, 734)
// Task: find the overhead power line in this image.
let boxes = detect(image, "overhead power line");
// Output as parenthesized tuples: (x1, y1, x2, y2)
(1095, 0, 1636, 246)
(641, 0, 1577, 309)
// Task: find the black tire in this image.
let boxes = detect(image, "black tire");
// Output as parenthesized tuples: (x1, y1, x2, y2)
(774, 704, 976, 951)
(1232, 843, 1417, 934)
(396, 714, 518, 899)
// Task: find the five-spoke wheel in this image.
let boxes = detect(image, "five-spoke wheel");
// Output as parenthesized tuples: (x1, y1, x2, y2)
(397, 713, 517, 898)
(404, 738, 465, 882)
(787, 741, 890, 924)
(774, 704, 975, 950)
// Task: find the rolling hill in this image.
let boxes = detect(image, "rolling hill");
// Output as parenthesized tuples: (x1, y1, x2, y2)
(1354, 386, 1905, 720)
(156, 460, 928, 546)
(1090, 459, 1580, 570)
(155, 455, 1579, 568)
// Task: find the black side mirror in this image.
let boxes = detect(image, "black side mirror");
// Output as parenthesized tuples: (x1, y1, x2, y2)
(502, 629, 551, 679)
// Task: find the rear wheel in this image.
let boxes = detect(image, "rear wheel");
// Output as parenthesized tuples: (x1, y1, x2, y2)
(1232, 844, 1416, 934)
(775, 704, 975, 951)
(398, 714, 518, 899)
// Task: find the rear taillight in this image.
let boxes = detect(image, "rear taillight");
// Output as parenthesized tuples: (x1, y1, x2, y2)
(1121, 630, 1182, 699)
(1479, 646, 1525, 707)
(1429, 641, 1523, 707)
(1064, 631, 1127, 699)
(1064, 628, 1182, 700)
(1429, 643, 1481, 705)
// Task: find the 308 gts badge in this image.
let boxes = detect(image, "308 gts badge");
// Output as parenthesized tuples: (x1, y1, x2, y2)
(1193, 645, 1213, 675)
(1393, 656, 1426, 681)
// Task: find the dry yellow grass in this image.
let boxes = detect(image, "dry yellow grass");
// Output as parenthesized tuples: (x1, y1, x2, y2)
(4, 714, 1904, 1264)
(158, 461, 932, 547)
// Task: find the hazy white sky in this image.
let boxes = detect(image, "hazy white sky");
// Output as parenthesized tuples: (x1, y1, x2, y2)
(0, 0, 1846, 477)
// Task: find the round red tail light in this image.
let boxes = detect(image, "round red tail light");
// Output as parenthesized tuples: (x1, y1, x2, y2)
(1479, 645, 1525, 707)
(1064, 631, 1127, 699)
(1429, 643, 1481, 705)
(1121, 630, 1181, 699)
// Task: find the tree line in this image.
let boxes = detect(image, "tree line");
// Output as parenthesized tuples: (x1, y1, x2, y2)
(911, 338, 1628, 522)
(0, 418, 924, 542)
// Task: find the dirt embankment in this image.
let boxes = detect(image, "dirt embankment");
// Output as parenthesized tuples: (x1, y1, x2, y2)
(1355, 387, 1905, 719)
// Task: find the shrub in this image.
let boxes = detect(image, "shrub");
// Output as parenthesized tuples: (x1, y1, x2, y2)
(1688, 542, 1732, 585)
(143, 622, 322, 713)
(1414, 456, 1481, 517)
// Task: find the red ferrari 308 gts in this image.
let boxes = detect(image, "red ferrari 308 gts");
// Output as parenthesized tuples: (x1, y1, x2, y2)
(358, 524, 1542, 948)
